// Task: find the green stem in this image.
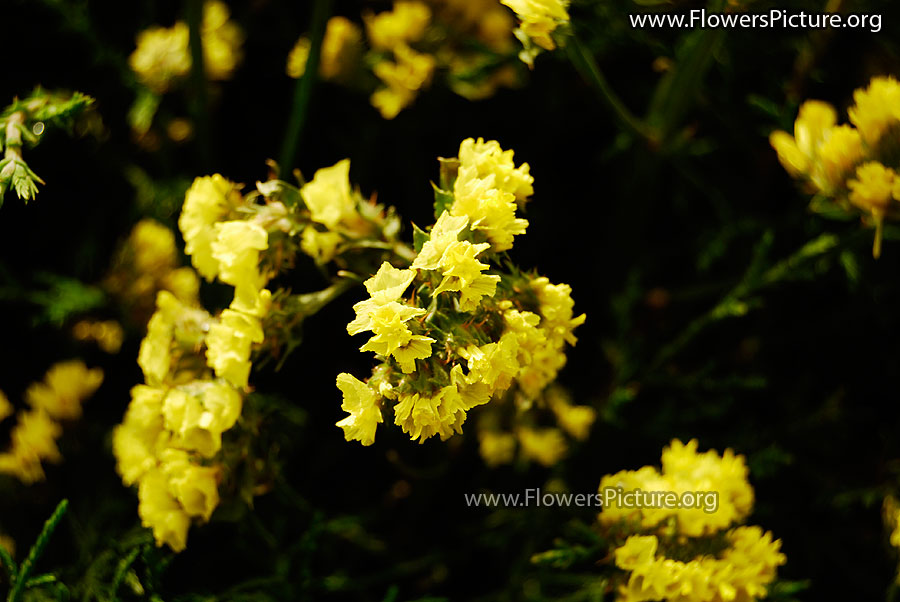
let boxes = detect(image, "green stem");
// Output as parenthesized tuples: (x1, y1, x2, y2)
(186, 0, 211, 168)
(279, 0, 333, 171)
(566, 34, 657, 145)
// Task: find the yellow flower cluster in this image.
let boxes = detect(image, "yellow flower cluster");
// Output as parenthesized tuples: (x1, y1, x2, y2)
(105, 218, 201, 323)
(287, 16, 362, 81)
(613, 528, 786, 602)
(770, 75, 900, 257)
(0, 362, 103, 484)
(500, 0, 570, 66)
(597, 440, 785, 602)
(599, 439, 753, 537)
(335, 139, 584, 448)
(477, 386, 596, 467)
(883, 495, 900, 582)
(129, 0, 243, 93)
(115, 173, 293, 551)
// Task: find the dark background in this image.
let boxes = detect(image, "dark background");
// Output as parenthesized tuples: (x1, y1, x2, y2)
(3, 0, 900, 599)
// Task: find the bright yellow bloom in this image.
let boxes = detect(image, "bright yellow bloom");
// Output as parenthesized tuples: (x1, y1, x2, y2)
(0, 390, 11, 424)
(162, 381, 242, 458)
(205, 309, 265, 389)
(158, 449, 220, 521)
(113, 385, 167, 486)
(848, 161, 895, 217)
(163, 267, 202, 305)
(532, 276, 586, 346)
(817, 125, 864, 191)
(201, 0, 244, 81)
(130, 23, 191, 93)
(457, 137, 534, 202)
(335, 373, 383, 446)
(614, 534, 658, 571)
(287, 16, 362, 80)
(411, 211, 469, 270)
(364, 1, 431, 50)
(769, 100, 838, 184)
(501, 0, 570, 51)
(371, 44, 435, 119)
(179, 174, 241, 281)
(24, 361, 103, 421)
(211, 220, 269, 311)
(347, 262, 418, 334)
(139, 291, 211, 386)
(433, 240, 500, 311)
(452, 165, 528, 251)
(478, 430, 517, 467)
(355, 301, 433, 373)
(599, 439, 754, 538)
(137, 468, 191, 552)
(848, 75, 900, 145)
(394, 383, 470, 442)
(516, 426, 567, 466)
(458, 334, 520, 395)
(300, 159, 357, 230)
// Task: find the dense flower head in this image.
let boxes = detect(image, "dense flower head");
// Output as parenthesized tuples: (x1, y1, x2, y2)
(336, 139, 584, 448)
(599, 439, 754, 537)
(612, 528, 786, 602)
(771, 74, 900, 257)
(179, 175, 243, 280)
(597, 440, 785, 602)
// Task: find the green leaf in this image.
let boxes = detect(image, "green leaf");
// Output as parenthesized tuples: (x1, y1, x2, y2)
(432, 183, 454, 220)
(412, 222, 429, 253)
(127, 89, 161, 136)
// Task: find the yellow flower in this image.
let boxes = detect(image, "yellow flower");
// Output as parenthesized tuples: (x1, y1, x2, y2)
(516, 426, 567, 466)
(179, 174, 241, 281)
(0, 390, 12, 424)
(0, 409, 63, 484)
(24, 360, 104, 421)
(478, 431, 517, 467)
(162, 267, 202, 305)
(614, 535, 658, 571)
(433, 240, 501, 311)
(287, 16, 362, 80)
(353, 301, 433, 373)
(162, 382, 242, 457)
(532, 276, 586, 346)
(347, 262, 418, 335)
(138, 291, 211, 386)
(457, 137, 534, 202)
(300, 159, 357, 230)
(158, 449, 220, 521)
(501, 0, 570, 51)
(211, 220, 269, 309)
(301, 227, 343, 264)
(411, 210, 469, 270)
(335, 373, 383, 446)
(364, 1, 431, 50)
(129, 23, 191, 93)
(848, 75, 900, 145)
(205, 309, 265, 389)
(817, 125, 864, 191)
(371, 44, 435, 119)
(458, 334, 520, 395)
(769, 100, 837, 182)
(451, 164, 528, 251)
(848, 161, 895, 217)
(394, 384, 469, 442)
(137, 468, 191, 552)
(113, 385, 167, 486)
(201, 0, 244, 81)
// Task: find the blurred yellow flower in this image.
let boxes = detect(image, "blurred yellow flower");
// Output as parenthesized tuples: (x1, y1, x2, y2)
(364, 1, 431, 50)
(24, 360, 104, 420)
